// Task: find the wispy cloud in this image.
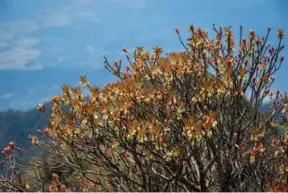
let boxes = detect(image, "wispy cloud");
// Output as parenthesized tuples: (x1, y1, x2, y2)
(11, 37, 39, 48)
(0, 1, 100, 70)
(48, 84, 61, 91)
(0, 36, 41, 70)
(0, 2, 100, 40)
(41, 12, 73, 28)
(57, 57, 67, 63)
(0, 93, 13, 99)
(0, 0, 153, 70)
(0, 47, 41, 70)
(42, 6, 99, 28)
(38, 96, 51, 104)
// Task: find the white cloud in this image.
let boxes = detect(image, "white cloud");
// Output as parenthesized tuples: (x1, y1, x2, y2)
(40, 3, 99, 29)
(0, 93, 13, 99)
(0, 36, 41, 70)
(99, 51, 109, 56)
(0, 19, 40, 39)
(21, 101, 36, 108)
(57, 57, 66, 63)
(46, 46, 66, 55)
(48, 84, 60, 91)
(38, 96, 51, 104)
(41, 13, 72, 28)
(11, 37, 39, 48)
(0, 1, 101, 70)
(73, 11, 99, 23)
(0, 47, 41, 70)
(0, 0, 150, 70)
(0, 3, 99, 42)
(86, 45, 109, 58)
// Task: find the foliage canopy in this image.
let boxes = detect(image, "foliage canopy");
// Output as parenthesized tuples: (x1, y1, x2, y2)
(1, 24, 288, 192)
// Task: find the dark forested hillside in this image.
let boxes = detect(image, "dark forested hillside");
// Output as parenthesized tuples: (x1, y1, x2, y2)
(0, 102, 52, 150)
(0, 100, 284, 151)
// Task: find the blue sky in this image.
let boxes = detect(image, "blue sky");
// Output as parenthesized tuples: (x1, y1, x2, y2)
(0, 0, 287, 111)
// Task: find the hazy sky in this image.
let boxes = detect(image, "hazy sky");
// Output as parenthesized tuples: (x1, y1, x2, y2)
(0, 0, 287, 111)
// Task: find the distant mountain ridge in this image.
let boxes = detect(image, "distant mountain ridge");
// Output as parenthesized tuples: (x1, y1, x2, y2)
(0, 100, 283, 151)
(0, 101, 53, 150)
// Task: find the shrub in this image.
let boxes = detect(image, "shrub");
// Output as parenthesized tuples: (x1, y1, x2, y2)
(1, 24, 287, 192)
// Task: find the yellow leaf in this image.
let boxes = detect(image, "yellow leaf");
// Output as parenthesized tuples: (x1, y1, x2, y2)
(252, 127, 260, 135)
(270, 122, 279, 128)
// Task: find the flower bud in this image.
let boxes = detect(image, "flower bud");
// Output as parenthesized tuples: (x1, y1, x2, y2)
(255, 37, 261, 45)
(121, 47, 128, 53)
(9, 142, 15, 150)
(43, 128, 50, 136)
(277, 28, 286, 39)
(1, 147, 9, 156)
(175, 26, 180, 34)
(269, 47, 274, 54)
(37, 104, 45, 112)
(226, 59, 233, 67)
(263, 56, 270, 61)
(281, 55, 285, 62)
(52, 173, 59, 180)
(189, 24, 194, 32)
(52, 96, 59, 103)
(249, 30, 255, 37)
